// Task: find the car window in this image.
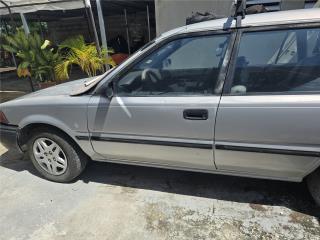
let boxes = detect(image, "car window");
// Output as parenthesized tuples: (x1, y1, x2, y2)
(229, 27, 320, 95)
(116, 34, 230, 96)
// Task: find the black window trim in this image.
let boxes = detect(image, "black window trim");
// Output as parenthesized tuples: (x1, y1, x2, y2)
(222, 22, 320, 96)
(98, 29, 236, 98)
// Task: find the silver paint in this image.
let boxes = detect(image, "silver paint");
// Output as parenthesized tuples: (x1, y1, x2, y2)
(1, 9, 320, 182)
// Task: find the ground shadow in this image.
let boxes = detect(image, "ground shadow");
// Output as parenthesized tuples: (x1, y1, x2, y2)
(1, 149, 319, 220)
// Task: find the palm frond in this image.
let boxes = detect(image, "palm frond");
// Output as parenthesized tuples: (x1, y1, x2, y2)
(59, 35, 85, 50)
(2, 44, 17, 53)
(2, 30, 60, 83)
(4, 35, 19, 49)
(57, 35, 110, 79)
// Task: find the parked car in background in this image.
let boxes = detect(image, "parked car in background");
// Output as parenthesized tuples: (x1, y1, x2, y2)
(1, 8, 320, 205)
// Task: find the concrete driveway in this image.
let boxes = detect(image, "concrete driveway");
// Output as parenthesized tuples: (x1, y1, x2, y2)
(0, 143, 319, 240)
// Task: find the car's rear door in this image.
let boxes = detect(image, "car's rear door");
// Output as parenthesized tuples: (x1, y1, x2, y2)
(88, 31, 234, 170)
(215, 24, 320, 181)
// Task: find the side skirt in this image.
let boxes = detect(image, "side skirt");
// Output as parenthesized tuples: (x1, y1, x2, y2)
(91, 157, 303, 182)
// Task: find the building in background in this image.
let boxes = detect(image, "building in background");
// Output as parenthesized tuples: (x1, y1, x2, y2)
(0, 0, 319, 100)
(155, 0, 233, 36)
(0, 0, 156, 95)
(155, 0, 318, 35)
(0, 0, 156, 59)
(0, 0, 319, 69)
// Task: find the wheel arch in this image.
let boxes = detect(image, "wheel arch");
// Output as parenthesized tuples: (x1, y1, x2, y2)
(307, 163, 320, 177)
(19, 123, 79, 151)
(17, 113, 95, 159)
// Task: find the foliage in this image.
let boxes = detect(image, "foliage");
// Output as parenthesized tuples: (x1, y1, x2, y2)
(55, 35, 115, 80)
(1, 29, 60, 83)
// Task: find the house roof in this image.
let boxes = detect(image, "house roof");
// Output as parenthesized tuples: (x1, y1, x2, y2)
(0, 0, 85, 15)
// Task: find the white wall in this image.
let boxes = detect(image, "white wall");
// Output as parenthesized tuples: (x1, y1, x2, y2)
(155, 0, 234, 36)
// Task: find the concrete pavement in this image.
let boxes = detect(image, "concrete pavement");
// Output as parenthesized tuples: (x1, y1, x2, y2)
(0, 143, 319, 240)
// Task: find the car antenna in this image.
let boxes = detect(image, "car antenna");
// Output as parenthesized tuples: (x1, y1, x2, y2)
(233, 0, 247, 28)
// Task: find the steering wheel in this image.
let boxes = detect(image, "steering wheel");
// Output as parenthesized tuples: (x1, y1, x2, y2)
(141, 68, 162, 83)
(141, 68, 162, 93)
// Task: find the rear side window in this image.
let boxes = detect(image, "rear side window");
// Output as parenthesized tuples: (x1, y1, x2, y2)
(229, 27, 320, 94)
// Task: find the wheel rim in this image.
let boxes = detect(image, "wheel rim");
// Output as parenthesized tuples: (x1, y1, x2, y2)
(33, 137, 68, 176)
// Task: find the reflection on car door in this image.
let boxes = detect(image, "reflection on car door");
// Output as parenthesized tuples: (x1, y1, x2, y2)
(215, 26, 320, 181)
(88, 32, 233, 171)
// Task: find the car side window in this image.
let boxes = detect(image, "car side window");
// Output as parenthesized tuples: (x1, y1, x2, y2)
(229, 27, 320, 95)
(116, 34, 230, 96)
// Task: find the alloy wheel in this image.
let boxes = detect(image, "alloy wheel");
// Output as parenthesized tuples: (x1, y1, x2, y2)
(33, 137, 68, 176)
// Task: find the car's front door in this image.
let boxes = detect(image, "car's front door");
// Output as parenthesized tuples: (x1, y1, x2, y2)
(88, 32, 233, 170)
(215, 25, 320, 181)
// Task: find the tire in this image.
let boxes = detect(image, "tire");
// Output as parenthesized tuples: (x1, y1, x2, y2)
(307, 168, 320, 206)
(28, 129, 88, 183)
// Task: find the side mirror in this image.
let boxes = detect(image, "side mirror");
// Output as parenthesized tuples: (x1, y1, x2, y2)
(106, 82, 114, 99)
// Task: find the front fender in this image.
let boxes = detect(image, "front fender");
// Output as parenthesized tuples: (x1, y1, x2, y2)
(19, 114, 76, 140)
(18, 114, 96, 158)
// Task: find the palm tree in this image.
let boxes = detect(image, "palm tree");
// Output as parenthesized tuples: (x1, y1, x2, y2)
(2, 30, 60, 85)
(55, 35, 115, 81)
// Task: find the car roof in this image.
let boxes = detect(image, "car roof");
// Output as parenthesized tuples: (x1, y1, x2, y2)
(161, 8, 320, 37)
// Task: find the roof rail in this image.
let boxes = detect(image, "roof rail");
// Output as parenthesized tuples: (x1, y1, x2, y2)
(233, 0, 247, 28)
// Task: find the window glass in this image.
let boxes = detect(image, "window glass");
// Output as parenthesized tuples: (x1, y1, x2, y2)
(230, 28, 320, 94)
(116, 34, 230, 96)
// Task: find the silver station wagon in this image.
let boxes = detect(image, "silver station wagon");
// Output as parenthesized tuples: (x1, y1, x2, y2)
(1, 8, 320, 205)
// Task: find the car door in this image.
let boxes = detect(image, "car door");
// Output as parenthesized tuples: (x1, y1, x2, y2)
(88, 31, 234, 170)
(215, 25, 320, 181)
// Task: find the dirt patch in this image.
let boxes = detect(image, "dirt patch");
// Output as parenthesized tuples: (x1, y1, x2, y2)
(120, 186, 138, 195)
(289, 212, 320, 235)
(249, 203, 268, 212)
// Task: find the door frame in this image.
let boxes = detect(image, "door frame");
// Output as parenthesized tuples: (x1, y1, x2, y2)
(95, 29, 237, 97)
(214, 21, 320, 181)
(88, 28, 238, 170)
(222, 22, 320, 95)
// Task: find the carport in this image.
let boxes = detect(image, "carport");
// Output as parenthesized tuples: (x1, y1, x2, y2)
(0, 0, 155, 97)
(0, 0, 155, 67)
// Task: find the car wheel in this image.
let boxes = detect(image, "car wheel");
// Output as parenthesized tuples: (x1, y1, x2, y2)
(28, 129, 88, 182)
(307, 168, 320, 206)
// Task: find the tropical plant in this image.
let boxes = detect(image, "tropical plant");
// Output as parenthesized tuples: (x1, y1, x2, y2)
(55, 35, 115, 81)
(1, 29, 60, 83)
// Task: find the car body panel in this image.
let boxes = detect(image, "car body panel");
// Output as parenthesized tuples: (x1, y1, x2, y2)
(0, 124, 21, 151)
(0, 9, 320, 182)
(215, 94, 320, 180)
(0, 80, 96, 157)
(87, 95, 218, 170)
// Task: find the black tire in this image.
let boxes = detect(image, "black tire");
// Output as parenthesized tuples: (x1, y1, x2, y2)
(307, 168, 320, 206)
(28, 128, 88, 183)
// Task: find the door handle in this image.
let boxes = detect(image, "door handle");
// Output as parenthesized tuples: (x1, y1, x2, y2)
(183, 109, 208, 120)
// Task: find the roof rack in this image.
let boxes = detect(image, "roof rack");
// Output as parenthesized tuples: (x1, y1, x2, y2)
(233, 0, 247, 28)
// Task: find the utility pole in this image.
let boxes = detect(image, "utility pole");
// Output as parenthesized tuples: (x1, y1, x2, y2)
(83, 0, 102, 56)
(20, 13, 30, 35)
(20, 12, 35, 91)
(96, 0, 109, 70)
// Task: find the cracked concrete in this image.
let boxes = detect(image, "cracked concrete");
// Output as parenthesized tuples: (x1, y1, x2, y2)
(0, 144, 319, 240)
